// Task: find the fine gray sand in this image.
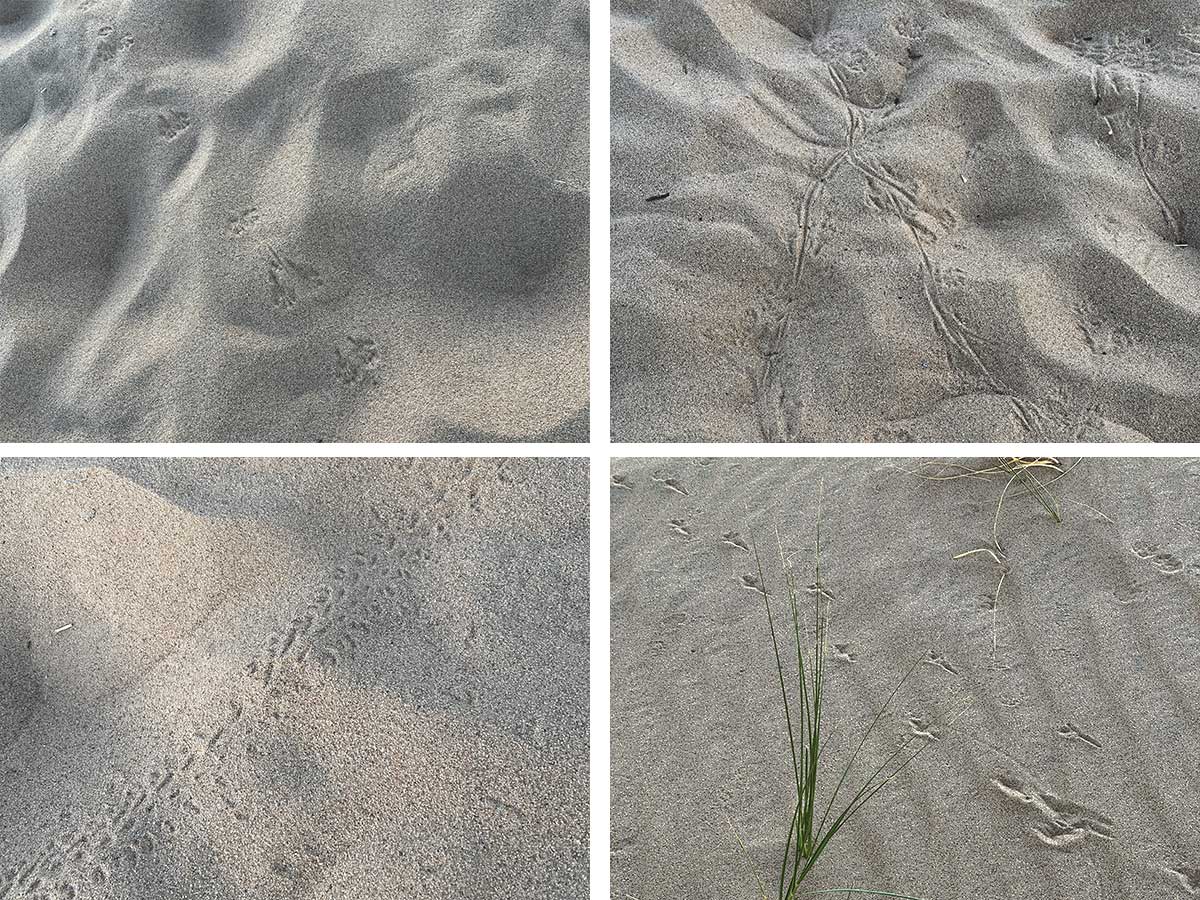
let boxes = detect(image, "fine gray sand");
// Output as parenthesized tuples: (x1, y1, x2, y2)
(611, 1, 1200, 441)
(0, 1, 588, 442)
(0, 457, 589, 899)
(611, 457, 1200, 899)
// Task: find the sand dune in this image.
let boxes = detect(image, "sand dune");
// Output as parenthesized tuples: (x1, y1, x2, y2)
(0, 1, 588, 441)
(0, 457, 589, 898)
(611, 1, 1200, 441)
(611, 457, 1200, 898)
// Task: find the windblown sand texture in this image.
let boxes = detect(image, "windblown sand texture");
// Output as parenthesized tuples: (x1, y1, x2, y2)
(611, 457, 1200, 898)
(0, 457, 589, 899)
(0, 1, 588, 441)
(611, 1, 1200, 441)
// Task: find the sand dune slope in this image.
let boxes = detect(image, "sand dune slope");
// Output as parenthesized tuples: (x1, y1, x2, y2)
(612, 0, 1200, 441)
(0, 0, 588, 441)
(611, 457, 1200, 899)
(0, 457, 588, 899)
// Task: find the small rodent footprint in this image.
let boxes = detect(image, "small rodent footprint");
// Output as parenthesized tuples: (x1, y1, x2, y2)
(610, 474, 634, 491)
(832, 642, 856, 662)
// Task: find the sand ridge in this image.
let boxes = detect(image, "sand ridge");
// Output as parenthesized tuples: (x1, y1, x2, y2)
(610, 457, 1200, 899)
(0, 0, 588, 441)
(0, 458, 589, 899)
(611, 1, 1200, 441)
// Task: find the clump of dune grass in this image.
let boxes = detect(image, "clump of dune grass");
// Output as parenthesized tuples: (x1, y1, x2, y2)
(909, 457, 1082, 668)
(732, 508, 969, 900)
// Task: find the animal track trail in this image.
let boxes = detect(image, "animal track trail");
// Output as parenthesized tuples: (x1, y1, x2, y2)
(992, 774, 1114, 851)
(156, 110, 191, 142)
(1087, 65, 1188, 245)
(0, 702, 245, 900)
(265, 247, 324, 310)
(334, 336, 381, 387)
(610, 474, 634, 491)
(1057, 722, 1102, 749)
(1, 463, 499, 900)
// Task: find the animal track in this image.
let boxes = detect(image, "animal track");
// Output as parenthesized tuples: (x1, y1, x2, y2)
(228, 208, 260, 236)
(925, 651, 958, 675)
(720, 531, 750, 553)
(831, 642, 856, 662)
(334, 336, 380, 387)
(265, 247, 324, 310)
(1168, 865, 1200, 894)
(650, 474, 689, 496)
(1057, 723, 1102, 749)
(993, 774, 1114, 850)
(610, 474, 634, 491)
(1068, 29, 1200, 73)
(156, 110, 191, 141)
(667, 519, 691, 537)
(1075, 299, 1133, 356)
(94, 25, 133, 63)
(1130, 541, 1185, 574)
(739, 573, 766, 595)
(907, 716, 939, 741)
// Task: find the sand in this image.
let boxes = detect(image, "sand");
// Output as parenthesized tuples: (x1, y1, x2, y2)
(611, 456, 1200, 899)
(0, 457, 589, 899)
(0, 1, 588, 441)
(611, 2, 1200, 441)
